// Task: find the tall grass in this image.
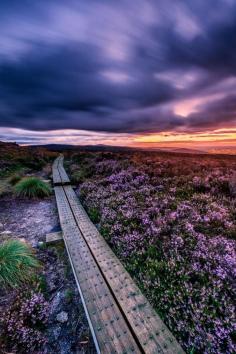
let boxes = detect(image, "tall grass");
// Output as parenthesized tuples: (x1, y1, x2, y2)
(0, 240, 40, 288)
(14, 177, 51, 198)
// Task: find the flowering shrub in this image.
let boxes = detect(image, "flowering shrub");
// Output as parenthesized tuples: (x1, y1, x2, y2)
(71, 151, 236, 353)
(0, 288, 49, 353)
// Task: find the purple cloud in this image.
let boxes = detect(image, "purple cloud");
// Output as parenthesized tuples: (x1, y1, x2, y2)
(0, 0, 236, 136)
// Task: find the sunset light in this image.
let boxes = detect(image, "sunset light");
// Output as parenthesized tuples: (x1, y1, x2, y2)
(0, 1, 236, 353)
(134, 129, 236, 144)
(0, 0, 235, 153)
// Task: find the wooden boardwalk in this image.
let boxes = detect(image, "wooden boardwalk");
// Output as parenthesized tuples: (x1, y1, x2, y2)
(52, 155, 185, 354)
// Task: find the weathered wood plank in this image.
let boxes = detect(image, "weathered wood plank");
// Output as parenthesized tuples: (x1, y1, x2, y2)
(53, 155, 70, 185)
(54, 186, 141, 354)
(53, 156, 185, 354)
(58, 155, 70, 185)
(46, 231, 63, 244)
(52, 156, 62, 185)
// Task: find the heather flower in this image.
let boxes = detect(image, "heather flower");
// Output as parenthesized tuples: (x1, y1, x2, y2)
(75, 152, 236, 353)
(1, 288, 49, 352)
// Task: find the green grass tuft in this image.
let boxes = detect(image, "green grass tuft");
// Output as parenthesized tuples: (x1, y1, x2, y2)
(14, 177, 51, 198)
(88, 206, 101, 224)
(0, 240, 40, 288)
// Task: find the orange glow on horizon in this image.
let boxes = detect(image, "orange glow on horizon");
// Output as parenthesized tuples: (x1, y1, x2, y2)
(1, 127, 236, 153)
(134, 130, 236, 143)
(132, 128, 236, 150)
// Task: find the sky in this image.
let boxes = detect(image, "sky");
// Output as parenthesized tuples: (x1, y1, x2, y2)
(0, 0, 236, 149)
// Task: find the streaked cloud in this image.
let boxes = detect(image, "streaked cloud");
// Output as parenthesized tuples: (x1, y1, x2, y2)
(0, 0, 235, 145)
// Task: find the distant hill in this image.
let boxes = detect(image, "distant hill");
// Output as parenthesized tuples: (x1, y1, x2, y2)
(31, 143, 208, 154)
(206, 146, 236, 155)
(149, 147, 208, 154)
(30, 144, 139, 152)
(0, 141, 57, 157)
(0, 141, 57, 176)
(8, 141, 236, 155)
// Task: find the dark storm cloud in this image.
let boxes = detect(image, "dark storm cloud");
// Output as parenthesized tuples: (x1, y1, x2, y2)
(186, 94, 236, 132)
(0, 0, 235, 134)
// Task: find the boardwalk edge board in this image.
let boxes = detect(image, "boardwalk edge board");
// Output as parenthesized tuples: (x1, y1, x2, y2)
(46, 231, 63, 244)
(54, 185, 140, 353)
(52, 155, 185, 354)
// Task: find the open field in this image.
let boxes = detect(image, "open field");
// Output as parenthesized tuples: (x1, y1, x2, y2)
(0, 142, 235, 353)
(68, 150, 236, 353)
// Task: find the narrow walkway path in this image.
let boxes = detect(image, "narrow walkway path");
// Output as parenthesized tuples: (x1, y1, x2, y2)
(53, 155, 184, 354)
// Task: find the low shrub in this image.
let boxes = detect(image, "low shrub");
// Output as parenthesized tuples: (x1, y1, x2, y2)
(71, 164, 95, 184)
(0, 240, 40, 288)
(0, 180, 11, 197)
(15, 177, 51, 198)
(71, 170, 87, 184)
(0, 288, 49, 353)
(15, 156, 46, 171)
(65, 288, 74, 304)
(88, 206, 100, 224)
(8, 173, 22, 185)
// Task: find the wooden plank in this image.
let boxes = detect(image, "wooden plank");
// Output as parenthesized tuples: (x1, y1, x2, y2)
(52, 156, 62, 185)
(53, 155, 70, 185)
(53, 156, 185, 354)
(57, 155, 70, 185)
(46, 231, 63, 244)
(64, 186, 184, 354)
(54, 186, 141, 354)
